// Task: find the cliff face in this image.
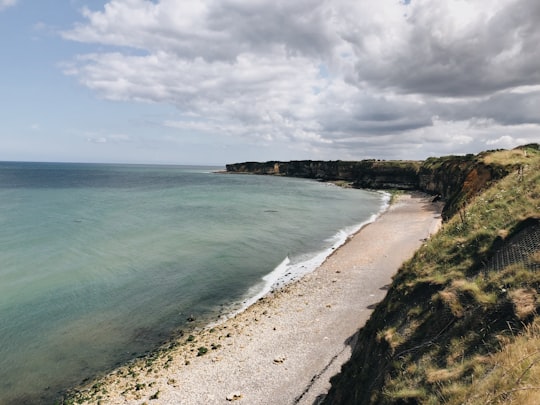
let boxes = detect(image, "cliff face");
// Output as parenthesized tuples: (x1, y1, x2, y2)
(417, 155, 515, 219)
(226, 160, 422, 189)
(226, 153, 516, 219)
(321, 145, 540, 405)
(227, 145, 540, 405)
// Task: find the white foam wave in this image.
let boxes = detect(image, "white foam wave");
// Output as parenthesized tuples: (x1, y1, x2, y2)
(210, 191, 391, 326)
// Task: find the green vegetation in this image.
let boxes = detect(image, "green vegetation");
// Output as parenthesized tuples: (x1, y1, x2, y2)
(330, 180, 354, 188)
(197, 346, 209, 356)
(324, 145, 540, 404)
(387, 189, 405, 205)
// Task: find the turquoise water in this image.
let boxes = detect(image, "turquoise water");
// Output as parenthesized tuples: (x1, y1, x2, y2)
(0, 162, 385, 404)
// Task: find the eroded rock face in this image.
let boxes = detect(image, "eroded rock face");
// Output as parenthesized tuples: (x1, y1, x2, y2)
(226, 153, 514, 220)
(226, 160, 421, 189)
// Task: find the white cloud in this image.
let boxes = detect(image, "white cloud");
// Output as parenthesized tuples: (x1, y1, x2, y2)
(487, 135, 516, 148)
(86, 133, 131, 144)
(346, 0, 540, 97)
(87, 136, 107, 144)
(0, 0, 17, 11)
(62, 0, 540, 160)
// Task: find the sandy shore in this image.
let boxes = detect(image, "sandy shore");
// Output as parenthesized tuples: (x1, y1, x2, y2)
(73, 192, 442, 405)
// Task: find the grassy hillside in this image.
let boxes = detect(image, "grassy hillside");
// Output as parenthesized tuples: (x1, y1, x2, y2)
(323, 145, 540, 404)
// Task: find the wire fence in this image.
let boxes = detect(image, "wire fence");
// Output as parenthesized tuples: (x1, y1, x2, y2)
(485, 218, 540, 272)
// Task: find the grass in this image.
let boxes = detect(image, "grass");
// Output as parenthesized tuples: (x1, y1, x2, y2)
(386, 189, 405, 205)
(325, 146, 540, 404)
(463, 319, 540, 404)
(384, 148, 540, 403)
(480, 145, 538, 167)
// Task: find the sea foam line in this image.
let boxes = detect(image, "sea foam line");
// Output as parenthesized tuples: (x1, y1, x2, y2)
(212, 191, 390, 325)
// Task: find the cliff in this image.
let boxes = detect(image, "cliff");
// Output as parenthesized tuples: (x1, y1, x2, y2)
(226, 146, 537, 220)
(322, 144, 540, 405)
(227, 145, 540, 404)
(226, 160, 421, 189)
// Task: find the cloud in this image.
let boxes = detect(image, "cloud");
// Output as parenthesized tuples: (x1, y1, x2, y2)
(88, 136, 108, 144)
(0, 0, 17, 11)
(63, 0, 339, 61)
(86, 133, 131, 144)
(345, 0, 540, 97)
(62, 0, 540, 160)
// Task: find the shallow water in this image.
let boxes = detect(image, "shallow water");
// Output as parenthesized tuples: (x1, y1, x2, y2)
(0, 162, 384, 404)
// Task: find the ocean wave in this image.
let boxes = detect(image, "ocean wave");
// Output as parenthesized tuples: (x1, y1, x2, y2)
(215, 191, 391, 324)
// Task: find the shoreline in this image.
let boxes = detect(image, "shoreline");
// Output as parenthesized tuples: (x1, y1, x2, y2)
(69, 192, 443, 404)
(213, 190, 391, 326)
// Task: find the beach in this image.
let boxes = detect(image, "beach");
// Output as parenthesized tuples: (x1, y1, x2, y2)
(71, 192, 443, 404)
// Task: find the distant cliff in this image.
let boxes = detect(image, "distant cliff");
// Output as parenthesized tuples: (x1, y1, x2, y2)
(226, 147, 535, 220)
(226, 160, 421, 189)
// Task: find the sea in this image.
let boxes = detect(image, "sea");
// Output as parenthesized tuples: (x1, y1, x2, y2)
(0, 162, 386, 404)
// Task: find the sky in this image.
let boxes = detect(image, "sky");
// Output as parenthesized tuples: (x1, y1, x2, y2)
(1, 0, 539, 165)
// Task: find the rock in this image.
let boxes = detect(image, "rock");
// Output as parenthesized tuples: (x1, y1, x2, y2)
(226, 392, 243, 401)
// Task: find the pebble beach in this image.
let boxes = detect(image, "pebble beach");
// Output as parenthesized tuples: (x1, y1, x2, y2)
(71, 192, 443, 405)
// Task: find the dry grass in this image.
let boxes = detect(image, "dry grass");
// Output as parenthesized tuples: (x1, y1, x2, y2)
(463, 320, 540, 405)
(438, 288, 464, 318)
(373, 147, 540, 404)
(509, 288, 538, 320)
(481, 148, 532, 166)
(377, 327, 404, 351)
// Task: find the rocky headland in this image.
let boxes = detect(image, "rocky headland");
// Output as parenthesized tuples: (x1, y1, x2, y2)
(226, 146, 534, 220)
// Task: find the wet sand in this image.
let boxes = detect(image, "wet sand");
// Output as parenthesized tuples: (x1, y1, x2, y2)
(72, 192, 442, 404)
